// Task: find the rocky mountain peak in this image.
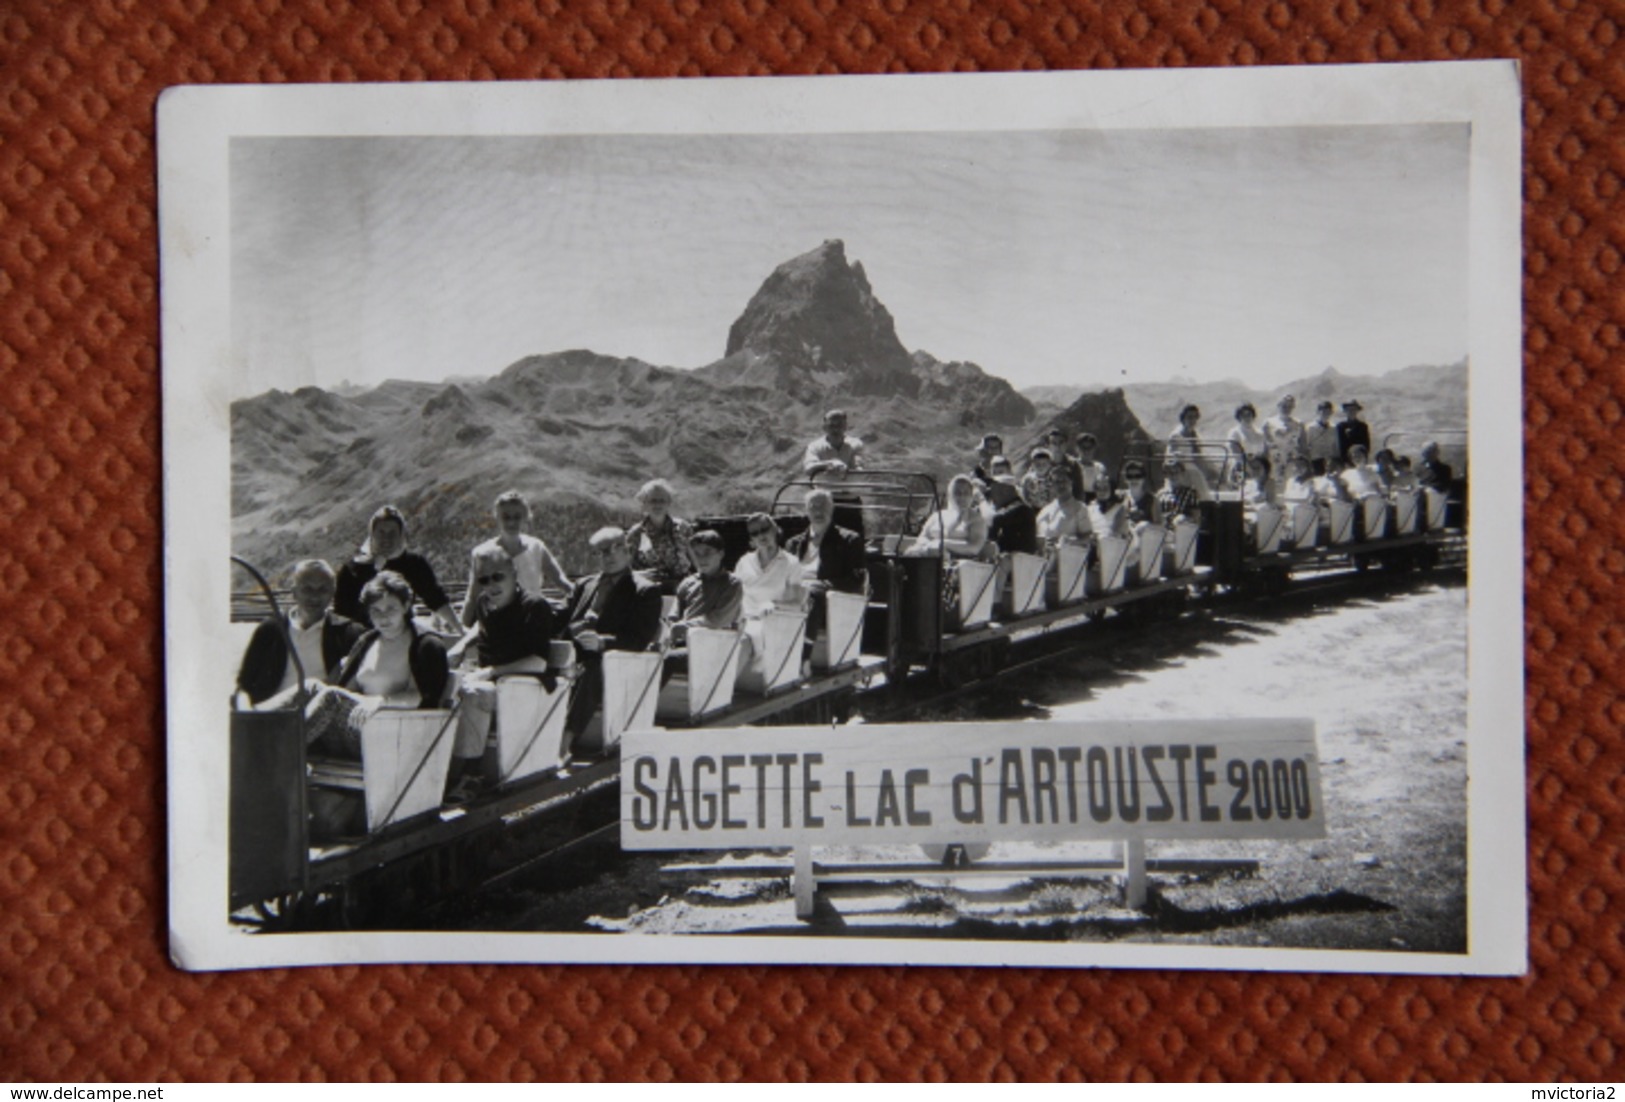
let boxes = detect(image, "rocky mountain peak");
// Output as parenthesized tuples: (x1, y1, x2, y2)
(719, 239, 917, 398)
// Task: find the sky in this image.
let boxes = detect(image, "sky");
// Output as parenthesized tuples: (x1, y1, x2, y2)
(231, 124, 1469, 400)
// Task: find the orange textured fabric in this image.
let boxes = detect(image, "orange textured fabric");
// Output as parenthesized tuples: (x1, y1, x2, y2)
(1, 0, 1619, 1083)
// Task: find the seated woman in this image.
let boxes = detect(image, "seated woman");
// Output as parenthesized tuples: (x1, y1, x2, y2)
(290, 571, 451, 761)
(627, 478, 695, 596)
(334, 505, 460, 634)
(460, 489, 572, 627)
(1339, 445, 1385, 500)
(914, 474, 995, 561)
(1242, 455, 1278, 509)
(735, 513, 804, 618)
(1281, 455, 1318, 504)
(1036, 468, 1092, 551)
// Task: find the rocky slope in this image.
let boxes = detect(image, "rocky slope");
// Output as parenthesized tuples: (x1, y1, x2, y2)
(234, 241, 1040, 581)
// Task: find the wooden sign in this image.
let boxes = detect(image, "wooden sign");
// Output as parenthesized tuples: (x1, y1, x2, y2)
(621, 719, 1325, 849)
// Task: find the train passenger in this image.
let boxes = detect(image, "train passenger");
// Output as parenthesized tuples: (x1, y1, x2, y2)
(235, 559, 365, 708)
(735, 514, 802, 617)
(1372, 449, 1402, 493)
(1336, 399, 1372, 463)
(1156, 459, 1203, 521)
(627, 479, 695, 597)
(916, 474, 996, 560)
(460, 490, 572, 628)
(1281, 456, 1318, 504)
(1036, 426, 1085, 499)
(1339, 445, 1385, 500)
(1074, 433, 1110, 502)
(1304, 400, 1341, 466)
(803, 409, 865, 535)
(1036, 468, 1092, 550)
(1418, 441, 1454, 491)
(1261, 394, 1308, 480)
(1020, 448, 1058, 510)
(1313, 457, 1350, 502)
(1226, 403, 1269, 469)
(671, 531, 745, 642)
(444, 546, 563, 801)
(298, 571, 451, 760)
(333, 505, 459, 634)
(562, 527, 665, 741)
(971, 433, 1004, 489)
(1242, 455, 1278, 508)
(1167, 404, 1216, 498)
(1389, 455, 1419, 493)
(986, 457, 1039, 556)
(784, 488, 867, 643)
(1115, 461, 1163, 529)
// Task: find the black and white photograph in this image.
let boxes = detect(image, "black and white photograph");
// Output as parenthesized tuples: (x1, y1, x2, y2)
(161, 64, 1524, 973)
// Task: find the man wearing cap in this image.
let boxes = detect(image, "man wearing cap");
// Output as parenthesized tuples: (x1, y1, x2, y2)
(1336, 399, 1372, 464)
(971, 434, 1004, 489)
(1304, 400, 1341, 466)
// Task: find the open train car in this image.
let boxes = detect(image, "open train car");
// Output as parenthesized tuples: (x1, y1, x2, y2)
(227, 441, 1466, 928)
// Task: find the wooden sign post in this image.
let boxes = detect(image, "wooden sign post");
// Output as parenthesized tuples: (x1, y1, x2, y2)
(622, 719, 1325, 916)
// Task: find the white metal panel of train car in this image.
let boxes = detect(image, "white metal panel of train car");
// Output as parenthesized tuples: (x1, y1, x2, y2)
(1362, 496, 1389, 541)
(814, 590, 866, 670)
(1093, 534, 1131, 593)
(1328, 500, 1357, 545)
(1167, 517, 1200, 574)
(1008, 551, 1047, 616)
(361, 709, 457, 832)
(738, 609, 807, 695)
(1288, 502, 1318, 547)
(1253, 504, 1285, 553)
(495, 677, 572, 783)
(956, 559, 997, 630)
(1136, 525, 1166, 583)
(1392, 489, 1421, 535)
(1425, 487, 1449, 531)
(602, 651, 663, 750)
(658, 627, 745, 720)
(1055, 543, 1089, 604)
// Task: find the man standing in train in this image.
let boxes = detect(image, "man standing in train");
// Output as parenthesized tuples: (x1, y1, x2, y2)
(1336, 398, 1372, 463)
(1304, 400, 1341, 468)
(562, 527, 664, 746)
(804, 408, 865, 535)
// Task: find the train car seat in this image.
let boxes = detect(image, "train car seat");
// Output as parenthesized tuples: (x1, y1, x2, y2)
(1135, 525, 1166, 584)
(1424, 487, 1448, 530)
(1327, 500, 1357, 544)
(736, 609, 808, 695)
(1007, 551, 1048, 616)
(1361, 496, 1389, 541)
(1053, 543, 1089, 604)
(1166, 517, 1201, 575)
(657, 627, 746, 720)
(811, 590, 867, 670)
(599, 650, 663, 747)
(1091, 534, 1131, 593)
(308, 708, 460, 834)
(953, 559, 998, 630)
(1287, 502, 1318, 548)
(1253, 504, 1286, 553)
(493, 673, 573, 784)
(1392, 489, 1421, 535)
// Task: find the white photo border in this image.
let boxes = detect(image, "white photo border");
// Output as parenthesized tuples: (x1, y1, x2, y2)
(160, 62, 1525, 974)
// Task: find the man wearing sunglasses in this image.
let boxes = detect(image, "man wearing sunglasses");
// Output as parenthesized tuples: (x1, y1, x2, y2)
(445, 545, 564, 800)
